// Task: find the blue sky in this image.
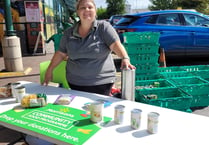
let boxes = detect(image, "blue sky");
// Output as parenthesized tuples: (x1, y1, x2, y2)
(94, 0, 152, 9)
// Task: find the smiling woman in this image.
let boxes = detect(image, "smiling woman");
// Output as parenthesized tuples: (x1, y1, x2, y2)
(76, 0, 97, 37)
(42, 0, 135, 96)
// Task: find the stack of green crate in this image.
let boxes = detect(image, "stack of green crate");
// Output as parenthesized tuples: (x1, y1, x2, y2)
(177, 65, 209, 107)
(134, 62, 209, 111)
(181, 65, 209, 82)
(181, 85, 209, 107)
(123, 32, 160, 81)
(135, 87, 192, 112)
(167, 76, 209, 107)
(122, 32, 193, 112)
(122, 32, 209, 111)
(159, 66, 194, 79)
(159, 65, 209, 80)
(134, 78, 193, 112)
(158, 65, 209, 84)
(158, 65, 209, 108)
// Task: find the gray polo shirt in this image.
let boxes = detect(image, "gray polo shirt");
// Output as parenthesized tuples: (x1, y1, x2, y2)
(59, 20, 120, 86)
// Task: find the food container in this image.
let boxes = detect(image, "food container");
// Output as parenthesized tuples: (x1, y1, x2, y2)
(0, 83, 12, 98)
(147, 112, 160, 134)
(131, 109, 142, 129)
(21, 93, 47, 108)
(54, 94, 75, 105)
(114, 105, 125, 124)
(90, 102, 104, 123)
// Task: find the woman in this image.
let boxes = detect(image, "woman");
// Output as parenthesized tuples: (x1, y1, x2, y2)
(26, 1, 134, 144)
(43, 0, 135, 96)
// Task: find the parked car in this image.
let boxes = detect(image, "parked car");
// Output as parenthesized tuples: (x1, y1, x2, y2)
(109, 15, 123, 26)
(114, 10, 209, 59)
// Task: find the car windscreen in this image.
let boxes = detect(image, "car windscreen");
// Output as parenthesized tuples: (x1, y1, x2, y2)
(183, 14, 209, 27)
(115, 15, 139, 26)
(109, 15, 123, 25)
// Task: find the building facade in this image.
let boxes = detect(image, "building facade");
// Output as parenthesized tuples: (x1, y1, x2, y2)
(0, 0, 74, 55)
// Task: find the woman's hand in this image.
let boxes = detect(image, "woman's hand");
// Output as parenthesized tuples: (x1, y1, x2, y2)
(42, 51, 67, 86)
(120, 58, 136, 70)
(42, 68, 53, 86)
(110, 41, 136, 70)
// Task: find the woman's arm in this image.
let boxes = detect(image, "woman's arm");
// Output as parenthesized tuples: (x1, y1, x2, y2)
(110, 40, 135, 70)
(42, 51, 68, 85)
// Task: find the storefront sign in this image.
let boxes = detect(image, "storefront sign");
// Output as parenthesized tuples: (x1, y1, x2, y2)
(24, 1, 42, 22)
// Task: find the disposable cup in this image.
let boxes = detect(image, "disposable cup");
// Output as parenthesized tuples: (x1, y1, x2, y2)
(11, 82, 21, 98)
(14, 85, 26, 103)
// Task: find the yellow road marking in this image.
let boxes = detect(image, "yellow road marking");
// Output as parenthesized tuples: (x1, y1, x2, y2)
(0, 67, 32, 78)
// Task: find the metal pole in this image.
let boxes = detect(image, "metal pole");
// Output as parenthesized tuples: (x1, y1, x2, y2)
(4, 0, 15, 36)
(2, 0, 23, 72)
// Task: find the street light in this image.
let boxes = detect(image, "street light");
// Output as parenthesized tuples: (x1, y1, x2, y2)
(4, 0, 15, 36)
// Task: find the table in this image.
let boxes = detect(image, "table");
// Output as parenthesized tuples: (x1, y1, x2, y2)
(1, 81, 209, 145)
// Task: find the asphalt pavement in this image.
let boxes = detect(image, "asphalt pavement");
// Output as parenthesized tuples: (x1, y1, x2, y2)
(0, 49, 209, 144)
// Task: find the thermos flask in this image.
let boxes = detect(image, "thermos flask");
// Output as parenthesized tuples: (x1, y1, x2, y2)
(121, 68, 135, 101)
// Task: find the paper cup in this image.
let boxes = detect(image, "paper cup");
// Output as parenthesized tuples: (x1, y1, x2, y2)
(14, 85, 26, 103)
(11, 82, 21, 98)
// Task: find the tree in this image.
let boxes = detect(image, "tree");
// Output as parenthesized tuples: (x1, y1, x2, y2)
(149, 0, 179, 10)
(97, 7, 108, 19)
(149, 0, 209, 14)
(179, 0, 209, 14)
(106, 0, 126, 18)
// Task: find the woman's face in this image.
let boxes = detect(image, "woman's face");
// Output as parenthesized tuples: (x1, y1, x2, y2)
(77, 0, 96, 23)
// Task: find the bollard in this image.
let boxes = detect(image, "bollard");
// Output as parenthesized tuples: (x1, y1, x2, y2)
(121, 68, 135, 101)
(2, 36, 23, 72)
(159, 48, 166, 67)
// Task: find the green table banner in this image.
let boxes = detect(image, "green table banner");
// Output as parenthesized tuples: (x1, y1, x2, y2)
(0, 103, 112, 145)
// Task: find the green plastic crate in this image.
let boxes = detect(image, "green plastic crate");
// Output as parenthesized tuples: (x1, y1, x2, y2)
(158, 66, 184, 73)
(191, 70, 209, 80)
(168, 76, 209, 87)
(204, 78, 209, 82)
(129, 54, 159, 64)
(135, 79, 176, 90)
(159, 71, 194, 79)
(135, 63, 159, 74)
(135, 73, 160, 81)
(135, 88, 192, 111)
(181, 85, 209, 107)
(123, 43, 160, 54)
(180, 65, 209, 72)
(158, 65, 209, 73)
(123, 32, 160, 44)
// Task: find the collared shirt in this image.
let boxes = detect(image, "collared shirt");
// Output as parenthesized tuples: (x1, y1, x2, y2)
(59, 20, 120, 86)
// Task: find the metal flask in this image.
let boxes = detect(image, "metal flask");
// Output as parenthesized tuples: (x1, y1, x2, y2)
(121, 68, 135, 101)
